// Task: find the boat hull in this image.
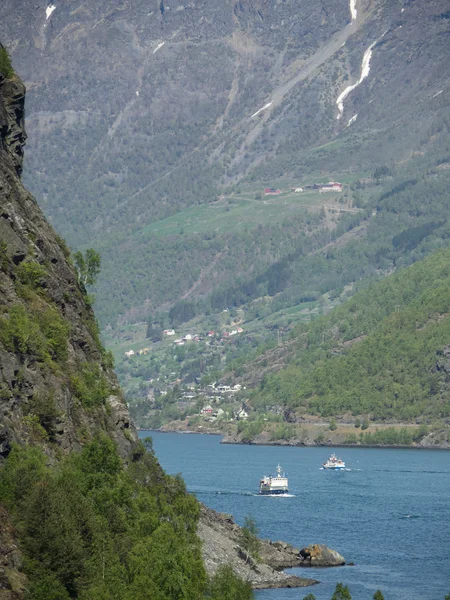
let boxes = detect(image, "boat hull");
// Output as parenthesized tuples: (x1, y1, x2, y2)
(259, 488, 289, 495)
(323, 465, 345, 470)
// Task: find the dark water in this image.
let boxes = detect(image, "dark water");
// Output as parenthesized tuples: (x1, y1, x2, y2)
(139, 431, 450, 600)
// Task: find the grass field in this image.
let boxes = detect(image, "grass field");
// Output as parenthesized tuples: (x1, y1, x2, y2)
(134, 189, 348, 240)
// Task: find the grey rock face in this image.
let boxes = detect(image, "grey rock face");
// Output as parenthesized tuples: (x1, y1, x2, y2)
(198, 505, 319, 589)
(0, 64, 137, 461)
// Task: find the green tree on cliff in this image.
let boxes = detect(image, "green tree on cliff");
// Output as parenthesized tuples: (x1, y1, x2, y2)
(373, 591, 385, 600)
(74, 249, 101, 286)
(0, 46, 14, 78)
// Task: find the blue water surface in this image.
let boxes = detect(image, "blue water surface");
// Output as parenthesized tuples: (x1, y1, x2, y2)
(139, 431, 450, 600)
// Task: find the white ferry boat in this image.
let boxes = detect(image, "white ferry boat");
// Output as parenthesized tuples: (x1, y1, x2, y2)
(259, 464, 289, 495)
(322, 453, 345, 470)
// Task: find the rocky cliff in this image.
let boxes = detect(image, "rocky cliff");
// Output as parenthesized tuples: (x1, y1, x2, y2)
(0, 48, 136, 462)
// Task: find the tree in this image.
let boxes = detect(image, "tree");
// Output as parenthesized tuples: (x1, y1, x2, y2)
(361, 416, 370, 430)
(146, 318, 163, 342)
(239, 514, 260, 563)
(205, 564, 253, 600)
(74, 249, 101, 286)
(373, 591, 385, 600)
(331, 582, 352, 600)
(302, 594, 317, 600)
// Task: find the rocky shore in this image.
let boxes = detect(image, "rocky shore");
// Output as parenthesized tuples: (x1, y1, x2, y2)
(198, 505, 346, 590)
(152, 423, 450, 450)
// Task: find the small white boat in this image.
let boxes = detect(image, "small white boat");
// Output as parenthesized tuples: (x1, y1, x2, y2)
(259, 464, 289, 495)
(322, 453, 345, 470)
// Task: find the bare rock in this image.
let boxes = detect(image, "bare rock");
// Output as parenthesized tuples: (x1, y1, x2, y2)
(299, 543, 346, 567)
(198, 505, 318, 590)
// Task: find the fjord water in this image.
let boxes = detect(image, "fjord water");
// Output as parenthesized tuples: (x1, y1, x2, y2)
(139, 431, 450, 600)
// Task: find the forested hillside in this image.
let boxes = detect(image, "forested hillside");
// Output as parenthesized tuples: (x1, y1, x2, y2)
(247, 248, 450, 423)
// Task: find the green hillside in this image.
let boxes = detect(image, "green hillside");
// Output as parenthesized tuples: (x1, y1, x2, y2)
(252, 248, 450, 422)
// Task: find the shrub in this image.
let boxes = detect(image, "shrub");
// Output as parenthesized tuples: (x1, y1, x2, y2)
(0, 305, 46, 359)
(0, 46, 14, 78)
(37, 307, 70, 363)
(15, 260, 47, 289)
(70, 363, 111, 408)
(205, 565, 253, 600)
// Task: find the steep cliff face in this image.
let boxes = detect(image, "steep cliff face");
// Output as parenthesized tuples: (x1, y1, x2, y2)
(0, 56, 137, 599)
(0, 59, 136, 461)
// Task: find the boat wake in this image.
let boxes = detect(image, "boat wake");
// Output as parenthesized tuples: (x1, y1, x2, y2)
(191, 489, 255, 497)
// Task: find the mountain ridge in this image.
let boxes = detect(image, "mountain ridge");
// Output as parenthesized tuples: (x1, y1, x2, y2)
(2, 0, 449, 328)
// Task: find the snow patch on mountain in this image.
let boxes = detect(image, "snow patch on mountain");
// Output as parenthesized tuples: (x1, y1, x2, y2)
(336, 30, 387, 120)
(350, 0, 357, 21)
(46, 5, 56, 20)
(153, 42, 165, 54)
(251, 102, 273, 119)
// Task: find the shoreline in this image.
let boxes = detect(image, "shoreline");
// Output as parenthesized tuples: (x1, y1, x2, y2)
(138, 427, 450, 451)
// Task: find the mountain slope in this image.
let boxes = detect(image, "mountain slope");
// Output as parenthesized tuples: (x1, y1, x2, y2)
(237, 247, 450, 429)
(1, 0, 449, 328)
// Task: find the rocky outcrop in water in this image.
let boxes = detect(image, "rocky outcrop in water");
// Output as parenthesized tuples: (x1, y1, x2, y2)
(299, 543, 346, 567)
(198, 505, 347, 589)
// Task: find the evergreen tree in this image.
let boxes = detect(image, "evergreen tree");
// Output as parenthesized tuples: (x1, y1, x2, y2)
(373, 591, 385, 600)
(331, 582, 352, 600)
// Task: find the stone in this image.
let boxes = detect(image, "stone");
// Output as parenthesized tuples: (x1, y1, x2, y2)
(299, 544, 346, 567)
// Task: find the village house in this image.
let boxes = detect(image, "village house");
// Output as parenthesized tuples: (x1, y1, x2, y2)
(264, 187, 281, 195)
(319, 181, 343, 193)
(183, 334, 193, 341)
(163, 329, 176, 336)
(236, 407, 249, 420)
(201, 405, 214, 416)
(124, 349, 135, 358)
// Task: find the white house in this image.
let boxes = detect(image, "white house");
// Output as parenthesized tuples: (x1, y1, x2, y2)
(236, 408, 249, 420)
(164, 329, 176, 336)
(124, 350, 135, 358)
